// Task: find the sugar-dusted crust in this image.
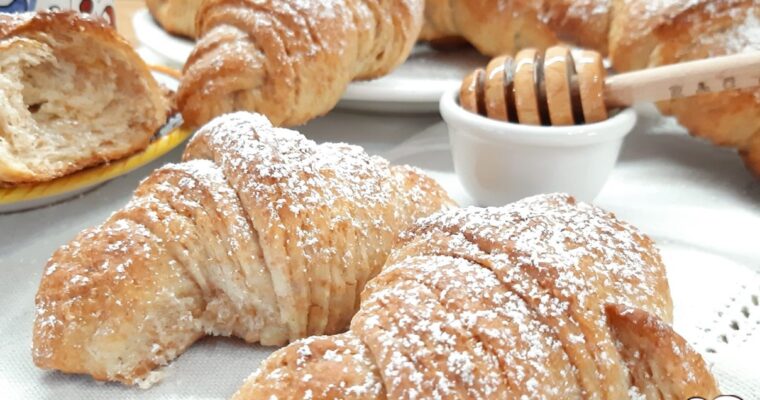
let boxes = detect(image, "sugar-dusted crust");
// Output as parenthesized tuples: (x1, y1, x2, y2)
(420, 0, 610, 56)
(610, 0, 760, 176)
(606, 304, 720, 399)
(32, 112, 454, 386)
(236, 193, 718, 399)
(233, 332, 387, 400)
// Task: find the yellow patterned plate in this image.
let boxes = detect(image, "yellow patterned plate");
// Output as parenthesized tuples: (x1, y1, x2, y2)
(0, 66, 191, 214)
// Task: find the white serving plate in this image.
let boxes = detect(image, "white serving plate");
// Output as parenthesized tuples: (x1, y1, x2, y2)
(0, 105, 758, 398)
(132, 9, 193, 69)
(338, 44, 488, 113)
(132, 8, 489, 113)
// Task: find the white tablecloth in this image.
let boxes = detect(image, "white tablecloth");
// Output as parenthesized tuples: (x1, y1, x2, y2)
(1, 105, 759, 399)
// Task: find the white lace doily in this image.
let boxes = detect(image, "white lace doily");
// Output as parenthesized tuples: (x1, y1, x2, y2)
(665, 244, 760, 397)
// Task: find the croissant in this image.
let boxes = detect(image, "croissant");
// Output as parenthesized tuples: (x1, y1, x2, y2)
(234, 193, 719, 399)
(419, 0, 611, 56)
(423, 0, 760, 175)
(32, 111, 453, 386)
(0, 11, 169, 185)
(609, 0, 760, 176)
(176, 0, 425, 128)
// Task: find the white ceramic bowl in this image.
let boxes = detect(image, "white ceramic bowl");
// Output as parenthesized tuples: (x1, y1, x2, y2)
(440, 88, 637, 206)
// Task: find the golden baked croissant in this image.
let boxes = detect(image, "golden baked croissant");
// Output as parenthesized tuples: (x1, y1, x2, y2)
(176, 0, 425, 128)
(423, 0, 760, 175)
(234, 193, 719, 400)
(0, 11, 169, 185)
(32, 111, 453, 386)
(419, 0, 611, 56)
(610, 0, 760, 175)
(146, 0, 204, 38)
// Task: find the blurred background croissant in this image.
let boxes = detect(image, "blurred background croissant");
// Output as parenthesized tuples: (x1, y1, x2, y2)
(143, 0, 760, 176)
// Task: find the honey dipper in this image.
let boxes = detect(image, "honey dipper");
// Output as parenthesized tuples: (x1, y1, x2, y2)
(460, 46, 760, 125)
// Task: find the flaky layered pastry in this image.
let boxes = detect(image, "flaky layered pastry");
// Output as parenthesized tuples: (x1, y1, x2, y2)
(0, 11, 169, 185)
(610, 0, 760, 175)
(419, 0, 611, 55)
(176, 0, 425, 128)
(234, 193, 719, 400)
(32, 112, 453, 386)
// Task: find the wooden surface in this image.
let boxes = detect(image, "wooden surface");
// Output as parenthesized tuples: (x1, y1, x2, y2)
(115, 0, 142, 45)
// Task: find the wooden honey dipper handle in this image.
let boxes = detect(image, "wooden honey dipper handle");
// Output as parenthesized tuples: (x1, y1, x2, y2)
(604, 52, 760, 108)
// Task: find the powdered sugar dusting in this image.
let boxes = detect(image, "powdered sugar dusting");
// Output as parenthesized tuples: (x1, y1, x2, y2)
(535, 0, 609, 24)
(695, 5, 760, 104)
(184, 112, 452, 340)
(353, 278, 506, 399)
(703, 7, 760, 54)
(384, 193, 672, 398)
(368, 255, 581, 398)
(402, 193, 672, 319)
(249, 333, 386, 398)
(32, 111, 451, 384)
(620, 0, 705, 41)
(639, 0, 702, 17)
(241, 194, 694, 398)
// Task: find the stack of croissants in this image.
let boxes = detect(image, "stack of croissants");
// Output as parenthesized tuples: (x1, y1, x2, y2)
(1, 0, 752, 398)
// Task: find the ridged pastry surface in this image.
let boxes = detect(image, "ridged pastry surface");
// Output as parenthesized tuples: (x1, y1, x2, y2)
(32, 112, 453, 386)
(236, 194, 719, 399)
(610, 0, 760, 175)
(177, 0, 425, 127)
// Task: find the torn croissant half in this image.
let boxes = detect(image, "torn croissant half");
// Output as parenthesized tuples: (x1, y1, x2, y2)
(0, 11, 170, 185)
(32, 111, 454, 386)
(235, 193, 720, 400)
